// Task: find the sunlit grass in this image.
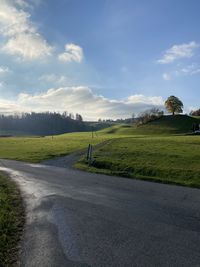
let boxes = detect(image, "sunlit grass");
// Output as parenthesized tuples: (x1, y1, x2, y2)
(0, 117, 200, 187)
(0, 132, 111, 162)
(77, 135, 200, 187)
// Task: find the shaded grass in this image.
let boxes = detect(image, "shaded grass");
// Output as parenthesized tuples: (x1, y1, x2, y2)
(0, 172, 24, 266)
(101, 115, 200, 135)
(76, 135, 200, 188)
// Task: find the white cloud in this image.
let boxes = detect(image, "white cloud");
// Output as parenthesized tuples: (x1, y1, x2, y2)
(39, 74, 69, 85)
(179, 64, 200, 75)
(0, 0, 33, 37)
(0, 98, 22, 114)
(162, 72, 171, 81)
(161, 63, 200, 80)
(127, 94, 163, 105)
(2, 33, 52, 60)
(15, 0, 30, 8)
(58, 44, 83, 63)
(0, 66, 10, 74)
(0, 0, 53, 60)
(0, 87, 164, 120)
(158, 41, 199, 64)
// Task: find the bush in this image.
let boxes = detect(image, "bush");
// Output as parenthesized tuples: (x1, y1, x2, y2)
(190, 109, 200, 116)
(137, 108, 164, 125)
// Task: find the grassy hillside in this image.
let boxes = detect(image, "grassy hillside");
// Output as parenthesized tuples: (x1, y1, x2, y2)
(102, 115, 200, 135)
(77, 135, 200, 188)
(76, 115, 200, 187)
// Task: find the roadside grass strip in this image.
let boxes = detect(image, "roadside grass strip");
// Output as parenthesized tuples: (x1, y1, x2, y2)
(0, 172, 24, 267)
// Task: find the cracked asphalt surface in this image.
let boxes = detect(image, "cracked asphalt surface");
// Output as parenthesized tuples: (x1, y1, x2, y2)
(0, 159, 200, 266)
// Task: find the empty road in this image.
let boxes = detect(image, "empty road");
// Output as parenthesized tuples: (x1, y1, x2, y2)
(0, 159, 200, 267)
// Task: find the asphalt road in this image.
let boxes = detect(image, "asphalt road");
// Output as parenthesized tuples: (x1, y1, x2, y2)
(0, 159, 200, 267)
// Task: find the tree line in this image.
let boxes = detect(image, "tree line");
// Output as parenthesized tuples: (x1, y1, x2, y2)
(0, 112, 87, 136)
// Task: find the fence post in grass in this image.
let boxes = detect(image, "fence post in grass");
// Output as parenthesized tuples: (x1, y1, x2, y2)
(86, 144, 93, 165)
(89, 145, 93, 165)
(87, 144, 91, 161)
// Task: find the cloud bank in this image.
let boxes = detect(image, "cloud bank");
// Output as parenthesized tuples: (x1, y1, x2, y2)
(0, 87, 164, 120)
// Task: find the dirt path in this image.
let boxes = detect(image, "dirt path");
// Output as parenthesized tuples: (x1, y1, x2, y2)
(42, 139, 113, 168)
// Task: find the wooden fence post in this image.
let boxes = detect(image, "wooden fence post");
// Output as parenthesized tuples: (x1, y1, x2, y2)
(87, 144, 91, 161)
(86, 144, 93, 165)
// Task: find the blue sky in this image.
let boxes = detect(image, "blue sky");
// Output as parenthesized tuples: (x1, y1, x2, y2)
(0, 0, 200, 120)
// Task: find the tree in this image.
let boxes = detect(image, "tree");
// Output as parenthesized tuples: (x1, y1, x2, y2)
(76, 113, 83, 122)
(131, 113, 135, 123)
(165, 96, 183, 115)
(190, 109, 200, 116)
(137, 108, 164, 125)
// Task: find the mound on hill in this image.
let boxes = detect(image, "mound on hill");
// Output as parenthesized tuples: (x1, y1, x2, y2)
(103, 115, 200, 135)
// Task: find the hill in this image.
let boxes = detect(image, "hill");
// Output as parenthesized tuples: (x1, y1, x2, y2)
(102, 115, 200, 135)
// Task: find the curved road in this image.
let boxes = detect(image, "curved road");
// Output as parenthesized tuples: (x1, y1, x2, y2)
(0, 159, 200, 266)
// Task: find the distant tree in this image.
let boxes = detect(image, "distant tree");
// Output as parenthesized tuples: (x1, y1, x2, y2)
(62, 111, 68, 118)
(0, 112, 86, 136)
(76, 113, 83, 122)
(79, 114, 83, 122)
(165, 96, 183, 115)
(69, 113, 74, 119)
(190, 109, 200, 116)
(137, 108, 164, 125)
(131, 113, 135, 123)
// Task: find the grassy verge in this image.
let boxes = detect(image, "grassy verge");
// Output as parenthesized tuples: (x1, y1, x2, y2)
(76, 135, 200, 188)
(0, 172, 24, 267)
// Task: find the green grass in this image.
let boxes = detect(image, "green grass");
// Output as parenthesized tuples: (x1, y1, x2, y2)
(0, 172, 24, 266)
(102, 115, 200, 135)
(76, 135, 200, 188)
(0, 132, 110, 163)
(0, 115, 200, 188)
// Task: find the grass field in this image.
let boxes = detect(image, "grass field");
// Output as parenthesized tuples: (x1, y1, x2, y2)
(0, 132, 109, 163)
(0, 172, 24, 266)
(0, 115, 199, 187)
(76, 135, 200, 187)
(76, 116, 200, 187)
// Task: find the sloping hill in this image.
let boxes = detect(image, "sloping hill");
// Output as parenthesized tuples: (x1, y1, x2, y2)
(102, 115, 200, 135)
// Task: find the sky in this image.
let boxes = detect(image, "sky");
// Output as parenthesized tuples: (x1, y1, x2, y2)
(0, 0, 200, 120)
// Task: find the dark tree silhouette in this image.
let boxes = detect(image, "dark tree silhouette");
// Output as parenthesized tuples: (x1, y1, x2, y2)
(165, 96, 183, 115)
(0, 112, 86, 136)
